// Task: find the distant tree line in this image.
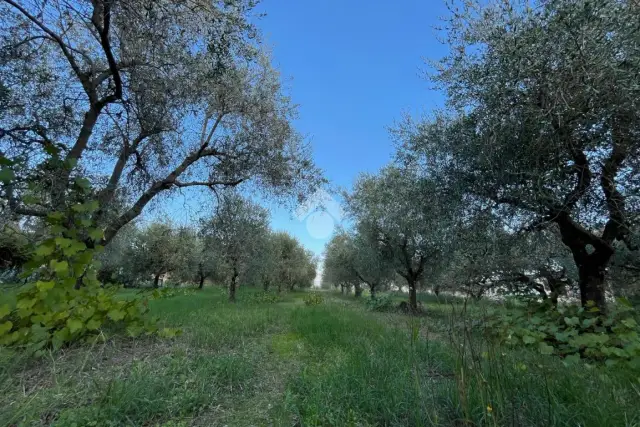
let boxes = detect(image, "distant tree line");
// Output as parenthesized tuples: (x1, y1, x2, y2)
(99, 193, 317, 301)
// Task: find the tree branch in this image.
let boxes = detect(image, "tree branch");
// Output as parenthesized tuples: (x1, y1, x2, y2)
(2, 0, 90, 94)
(601, 116, 633, 248)
(174, 179, 244, 188)
(562, 147, 592, 210)
(91, 0, 122, 108)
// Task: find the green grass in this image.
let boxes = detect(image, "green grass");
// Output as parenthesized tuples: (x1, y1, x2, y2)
(1, 287, 639, 426)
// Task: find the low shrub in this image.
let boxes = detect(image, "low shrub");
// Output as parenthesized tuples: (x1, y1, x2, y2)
(303, 292, 324, 306)
(0, 200, 180, 352)
(365, 294, 394, 312)
(484, 299, 640, 367)
(397, 300, 424, 314)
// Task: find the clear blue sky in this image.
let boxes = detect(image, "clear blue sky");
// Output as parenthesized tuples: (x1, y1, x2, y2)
(159, 1, 449, 256)
(260, 1, 449, 255)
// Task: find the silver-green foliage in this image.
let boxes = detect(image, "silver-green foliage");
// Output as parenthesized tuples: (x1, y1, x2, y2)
(1, 0, 322, 243)
(397, 0, 640, 309)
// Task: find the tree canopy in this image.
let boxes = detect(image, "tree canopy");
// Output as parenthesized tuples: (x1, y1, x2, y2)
(1, 0, 323, 243)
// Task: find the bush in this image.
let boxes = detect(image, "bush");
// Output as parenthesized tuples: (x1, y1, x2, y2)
(0, 200, 179, 352)
(303, 292, 323, 306)
(365, 294, 394, 312)
(484, 299, 640, 367)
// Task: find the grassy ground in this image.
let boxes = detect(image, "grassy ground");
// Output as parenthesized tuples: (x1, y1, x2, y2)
(0, 287, 639, 426)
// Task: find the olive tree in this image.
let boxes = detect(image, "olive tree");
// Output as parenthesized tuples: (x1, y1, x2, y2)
(322, 227, 393, 299)
(0, 0, 322, 243)
(201, 192, 269, 302)
(127, 222, 183, 288)
(322, 231, 360, 295)
(433, 211, 576, 304)
(192, 235, 226, 290)
(346, 167, 456, 311)
(351, 225, 395, 299)
(169, 226, 225, 288)
(270, 231, 317, 292)
(398, 0, 640, 310)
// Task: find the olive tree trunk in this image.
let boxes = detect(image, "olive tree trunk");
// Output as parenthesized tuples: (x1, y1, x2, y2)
(229, 267, 238, 302)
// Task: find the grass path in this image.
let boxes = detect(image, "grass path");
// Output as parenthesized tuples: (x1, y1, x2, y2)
(1, 288, 638, 426)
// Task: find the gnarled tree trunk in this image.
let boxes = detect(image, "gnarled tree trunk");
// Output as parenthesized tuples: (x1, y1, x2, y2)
(556, 212, 613, 312)
(369, 283, 376, 300)
(229, 266, 238, 302)
(408, 280, 418, 311)
(577, 261, 607, 310)
(354, 283, 363, 298)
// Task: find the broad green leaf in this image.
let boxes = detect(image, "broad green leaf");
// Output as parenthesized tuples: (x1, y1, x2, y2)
(86, 200, 99, 212)
(127, 306, 139, 317)
(51, 261, 69, 276)
(64, 158, 77, 169)
(569, 333, 610, 348)
(66, 318, 83, 334)
(16, 298, 36, 310)
(617, 297, 633, 308)
(50, 260, 69, 275)
(35, 244, 55, 257)
(522, 335, 537, 345)
(0, 167, 15, 182)
(62, 277, 76, 287)
(30, 324, 48, 339)
(0, 304, 10, 319)
(126, 324, 143, 337)
(564, 317, 579, 326)
(538, 342, 554, 355)
(76, 251, 93, 265)
(88, 228, 104, 241)
(50, 225, 65, 234)
(54, 310, 70, 321)
(63, 240, 86, 256)
(563, 353, 581, 366)
(71, 203, 85, 212)
(107, 309, 125, 321)
(36, 281, 55, 292)
(71, 201, 98, 212)
(44, 144, 60, 156)
(74, 177, 91, 191)
(54, 237, 73, 248)
(47, 212, 64, 221)
(86, 318, 102, 331)
(0, 321, 13, 336)
(53, 328, 70, 349)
